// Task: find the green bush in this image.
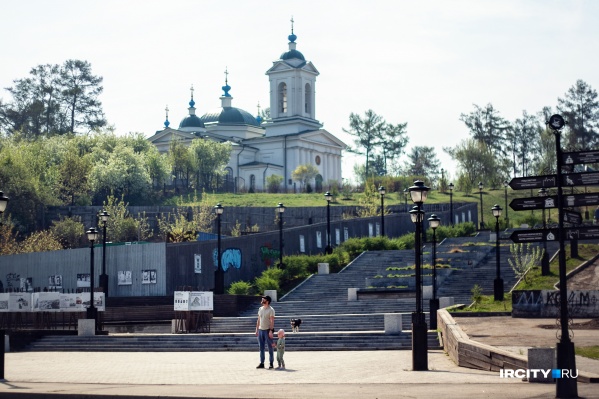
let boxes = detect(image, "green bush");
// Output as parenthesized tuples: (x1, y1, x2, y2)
(255, 275, 279, 293)
(228, 280, 253, 295)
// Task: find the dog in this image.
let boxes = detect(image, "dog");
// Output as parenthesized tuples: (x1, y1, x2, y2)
(290, 318, 302, 333)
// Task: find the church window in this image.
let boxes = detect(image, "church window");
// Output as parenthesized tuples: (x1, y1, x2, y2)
(305, 83, 311, 114)
(250, 174, 256, 192)
(278, 82, 287, 114)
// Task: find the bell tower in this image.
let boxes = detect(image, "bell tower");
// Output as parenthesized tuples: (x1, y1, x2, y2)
(264, 20, 322, 136)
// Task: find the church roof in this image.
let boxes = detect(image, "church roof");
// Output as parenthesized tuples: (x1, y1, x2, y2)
(179, 114, 205, 129)
(201, 107, 261, 127)
(279, 28, 306, 67)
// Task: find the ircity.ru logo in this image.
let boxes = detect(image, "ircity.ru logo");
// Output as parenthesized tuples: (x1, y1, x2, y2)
(500, 369, 578, 379)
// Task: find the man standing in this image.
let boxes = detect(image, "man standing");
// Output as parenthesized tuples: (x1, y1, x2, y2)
(255, 295, 275, 369)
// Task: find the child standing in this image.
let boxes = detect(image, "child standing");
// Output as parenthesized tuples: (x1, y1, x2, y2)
(276, 329, 286, 369)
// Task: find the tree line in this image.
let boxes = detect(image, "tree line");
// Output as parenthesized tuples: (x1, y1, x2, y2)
(344, 79, 598, 193)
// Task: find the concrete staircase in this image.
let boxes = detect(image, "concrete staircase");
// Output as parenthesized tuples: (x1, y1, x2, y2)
(27, 233, 544, 352)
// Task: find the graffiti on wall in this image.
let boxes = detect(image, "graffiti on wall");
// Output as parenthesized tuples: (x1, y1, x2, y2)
(259, 244, 280, 268)
(212, 248, 242, 271)
(512, 290, 599, 317)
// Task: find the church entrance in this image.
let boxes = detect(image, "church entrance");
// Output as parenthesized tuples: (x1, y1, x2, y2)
(315, 174, 323, 192)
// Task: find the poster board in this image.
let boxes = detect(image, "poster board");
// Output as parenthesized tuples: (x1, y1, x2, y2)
(9, 293, 32, 312)
(79, 292, 105, 311)
(60, 293, 83, 312)
(32, 292, 61, 311)
(189, 291, 213, 311)
(174, 291, 190, 311)
(0, 293, 9, 311)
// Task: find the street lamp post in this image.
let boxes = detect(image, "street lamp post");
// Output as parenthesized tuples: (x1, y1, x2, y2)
(378, 186, 386, 237)
(428, 214, 441, 330)
(214, 203, 224, 294)
(408, 180, 430, 371)
(503, 181, 509, 227)
(277, 203, 285, 267)
(491, 204, 503, 301)
(448, 183, 454, 226)
(324, 191, 333, 254)
(478, 182, 485, 229)
(538, 188, 550, 276)
(99, 210, 110, 297)
(86, 227, 100, 327)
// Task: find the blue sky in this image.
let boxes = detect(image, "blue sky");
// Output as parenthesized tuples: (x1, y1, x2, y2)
(1, 0, 597, 183)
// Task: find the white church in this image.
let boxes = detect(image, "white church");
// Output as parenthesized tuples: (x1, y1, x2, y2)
(148, 26, 346, 193)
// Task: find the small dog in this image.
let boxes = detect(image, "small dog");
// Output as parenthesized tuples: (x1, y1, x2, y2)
(290, 318, 302, 333)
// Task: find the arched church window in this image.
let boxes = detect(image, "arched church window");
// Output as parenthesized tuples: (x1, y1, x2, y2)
(278, 82, 287, 114)
(305, 83, 311, 114)
(250, 174, 256, 192)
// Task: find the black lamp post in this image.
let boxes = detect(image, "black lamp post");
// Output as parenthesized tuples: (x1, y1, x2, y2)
(277, 203, 285, 267)
(408, 180, 430, 371)
(214, 203, 224, 294)
(86, 227, 99, 325)
(538, 188, 550, 276)
(448, 182, 454, 226)
(478, 182, 485, 229)
(99, 210, 110, 297)
(324, 191, 333, 254)
(378, 186, 386, 237)
(491, 204, 504, 301)
(503, 181, 509, 227)
(428, 213, 441, 330)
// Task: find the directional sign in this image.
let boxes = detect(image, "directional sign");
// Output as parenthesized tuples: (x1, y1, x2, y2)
(508, 175, 557, 190)
(563, 193, 599, 207)
(563, 172, 599, 187)
(563, 210, 582, 225)
(509, 172, 599, 190)
(510, 226, 599, 243)
(510, 196, 557, 211)
(510, 229, 557, 243)
(563, 150, 599, 165)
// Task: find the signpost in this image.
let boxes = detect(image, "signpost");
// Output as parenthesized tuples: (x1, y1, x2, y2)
(510, 193, 599, 211)
(508, 172, 599, 190)
(562, 150, 599, 165)
(563, 210, 582, 225)
(510, 226, 599, 243)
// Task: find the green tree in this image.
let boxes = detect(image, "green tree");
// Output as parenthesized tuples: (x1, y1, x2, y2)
(50, 215, 85, 249)
(0, 60, 106, 136)
(380, 122, 409, 175)
(291, 164, 319, 192)
(188, 139, 231, 190)
(509, 110, 540, 177)
(445, 139, 500, 189)
(406, 146, 441, 182)
(266, 174, 284, 193)
(557, 79, 599, 150)
(343, 110, 385, 178)
(460, 103, 510, 158)
(60, 59, 106, 134)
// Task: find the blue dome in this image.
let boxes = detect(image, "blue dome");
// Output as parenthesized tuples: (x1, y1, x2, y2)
(280, 49, 305, 61)
(179, 114, 205, 129)
(201, 107, 261, 127)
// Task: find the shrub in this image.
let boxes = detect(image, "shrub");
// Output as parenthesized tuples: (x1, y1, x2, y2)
(228, 280, 253, 295)
(254, 275, 279, 293)
(470, 284, 483, 308)
(266, 174, 284, 193)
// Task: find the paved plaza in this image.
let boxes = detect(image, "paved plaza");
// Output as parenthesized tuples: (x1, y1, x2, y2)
(2, 349, 599, 399)
(4, 315, 599, 399)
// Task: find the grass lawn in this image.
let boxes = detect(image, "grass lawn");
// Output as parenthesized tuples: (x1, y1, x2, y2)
(576, 346, 599, 360)
(452, 294, 513, 313)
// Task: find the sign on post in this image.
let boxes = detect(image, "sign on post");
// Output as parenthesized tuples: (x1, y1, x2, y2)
(510, 226, 599, 243)
(563, 150, 599, 165)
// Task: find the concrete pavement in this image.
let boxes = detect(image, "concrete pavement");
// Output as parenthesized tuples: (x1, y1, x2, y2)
(2, 316, 599, 398)
(2, 349, 599, 399)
